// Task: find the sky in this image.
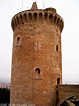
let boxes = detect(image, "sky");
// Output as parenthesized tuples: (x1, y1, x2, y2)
(0, 0, 79, 84)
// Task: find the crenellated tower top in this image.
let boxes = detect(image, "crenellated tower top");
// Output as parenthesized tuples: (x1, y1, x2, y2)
(11, 2, 64, 32)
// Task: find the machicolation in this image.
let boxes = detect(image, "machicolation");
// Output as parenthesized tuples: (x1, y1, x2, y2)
(11, 6, 64, 32)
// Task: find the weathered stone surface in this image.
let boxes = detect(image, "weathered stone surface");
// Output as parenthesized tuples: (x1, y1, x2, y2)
(10, 2, 64, 106)
(56, 85, 79, 106)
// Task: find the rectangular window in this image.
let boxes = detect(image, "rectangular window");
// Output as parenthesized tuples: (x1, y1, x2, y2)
(57, 78, 60, 84)
(56, 45, 58, 52)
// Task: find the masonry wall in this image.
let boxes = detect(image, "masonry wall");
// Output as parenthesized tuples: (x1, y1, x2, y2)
(10, 7, 64, 106)
(55, 85, 79, 106)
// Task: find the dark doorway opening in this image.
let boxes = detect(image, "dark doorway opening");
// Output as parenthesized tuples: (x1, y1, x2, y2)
(57, 78, 60, 84)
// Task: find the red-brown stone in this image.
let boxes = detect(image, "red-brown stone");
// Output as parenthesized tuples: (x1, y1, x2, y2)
(10, 2, 64, 106)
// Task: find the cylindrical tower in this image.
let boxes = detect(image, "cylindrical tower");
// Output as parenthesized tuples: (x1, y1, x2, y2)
(10, 2, 64, 106)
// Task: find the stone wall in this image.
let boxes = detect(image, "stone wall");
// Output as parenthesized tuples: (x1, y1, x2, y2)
(10, 2, 64, 106)
(55, 85, 79, 106)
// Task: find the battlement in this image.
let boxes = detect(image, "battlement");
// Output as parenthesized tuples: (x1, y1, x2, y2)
(11, 5, 64, 32)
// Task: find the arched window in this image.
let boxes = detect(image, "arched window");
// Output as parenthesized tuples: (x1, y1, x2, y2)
(17, 37, 20, 46)
(15, 35, 21, 47)
(35, 68, 40, 78)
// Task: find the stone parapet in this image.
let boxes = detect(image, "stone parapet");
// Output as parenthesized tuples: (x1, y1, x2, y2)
(11, 7, 64, 32)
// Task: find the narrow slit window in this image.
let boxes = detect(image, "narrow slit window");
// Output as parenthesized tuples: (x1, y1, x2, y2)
(56, 45, 58, 52)
(57, 78, 60, 85)
(17, 37, 20, 46)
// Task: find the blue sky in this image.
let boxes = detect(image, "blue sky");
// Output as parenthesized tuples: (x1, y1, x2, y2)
(0, 0, 79, 84)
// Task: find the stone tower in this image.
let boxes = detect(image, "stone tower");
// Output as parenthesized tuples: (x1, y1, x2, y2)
(10, 2, 64, 106)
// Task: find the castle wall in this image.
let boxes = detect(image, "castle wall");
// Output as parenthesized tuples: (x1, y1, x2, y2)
(55, 85, 79, 106)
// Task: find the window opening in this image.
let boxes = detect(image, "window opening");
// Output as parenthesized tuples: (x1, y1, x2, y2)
(35, 68, 40, 74)
(35, 68, 40, 78)
(56, 45, 58, 52)
(57, 78, 60, 84)
(17, 37, 20, 46)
